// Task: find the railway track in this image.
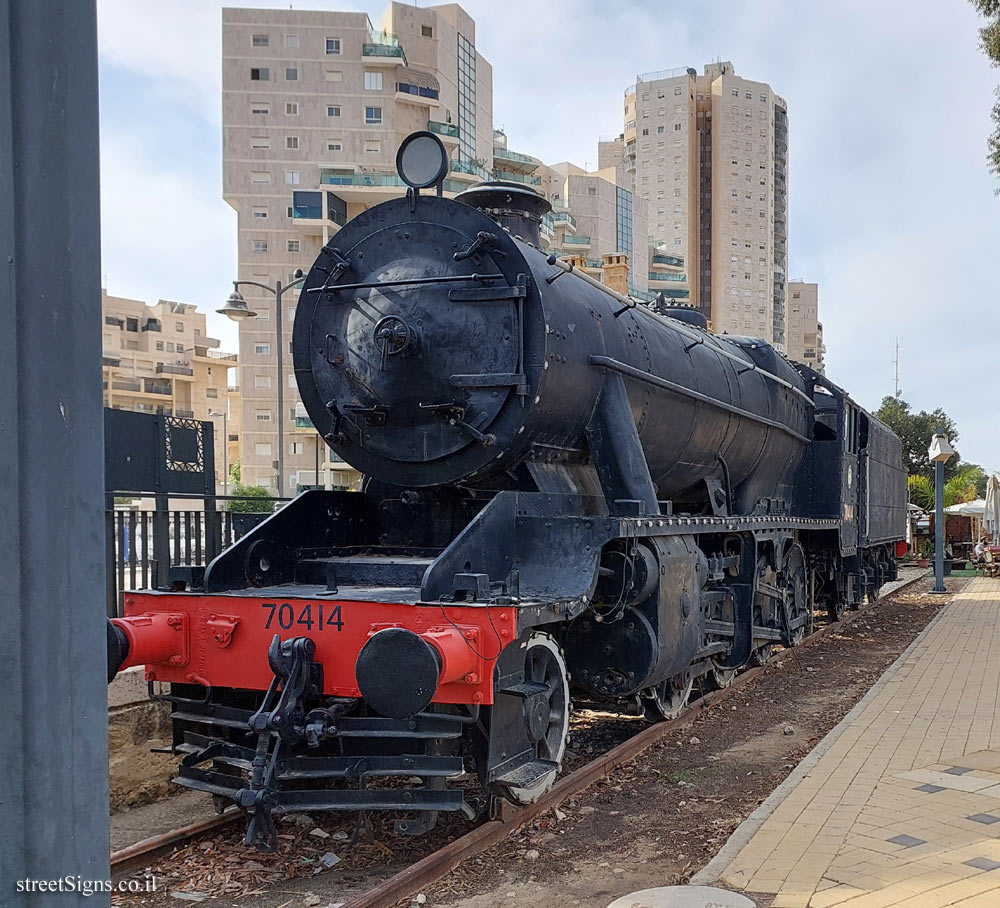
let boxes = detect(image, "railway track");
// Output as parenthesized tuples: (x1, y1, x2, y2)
(109, 570, 930, 894)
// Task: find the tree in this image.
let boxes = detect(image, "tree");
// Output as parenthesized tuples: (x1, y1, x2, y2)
(229, 460, 241, 484)
(228, 484, 276, 513)
(970, 0, 1000, 185)
(874, 396, 961, 479)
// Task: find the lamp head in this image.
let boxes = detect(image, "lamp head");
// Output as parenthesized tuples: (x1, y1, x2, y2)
(217, 286, 257, 321)
(928, 431, 955, 464)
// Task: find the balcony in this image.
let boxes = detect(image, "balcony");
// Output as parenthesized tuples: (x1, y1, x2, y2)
(428, 120, 460, 147)
(362, 41, 406, 66)
(492, 146, 539, 173)
(449, 159, 491, 182)
(395, 81, 439, 106)
(143, 380, 172, 395)
(156, 363, 193, 377)
(552, 211, 576, 231)
(292, 189, 348, 237)
(651, 253, 685, 268)
(111, 379, 140, 392)
(562, 234, 591, 248)
(321, 170, 468, 203)
(175, 408, 195, 419)
(648, 272, 687, 284)
(494, 170, 541, 186)
(103, 354, 121, 368)
(294, 415, 314, 433)
(141, 318, 161, 332)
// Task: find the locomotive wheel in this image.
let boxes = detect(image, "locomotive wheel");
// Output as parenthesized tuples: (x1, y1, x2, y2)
(782, 544, 809, 647)
(642, 670, 694, 722)
(750, 555, 780, 666)
(503, 633, 570, 805)
(707, 663, 737, 690)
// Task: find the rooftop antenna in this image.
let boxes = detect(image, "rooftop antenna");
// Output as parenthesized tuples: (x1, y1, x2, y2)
(893, 337, 902, 399)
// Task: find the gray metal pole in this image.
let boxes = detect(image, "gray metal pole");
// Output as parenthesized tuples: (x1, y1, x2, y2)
(934, 458, 946, 593)
(0, 0, 110, 901)
(223, 410, 228, 497)
(275, 280, 284, 497)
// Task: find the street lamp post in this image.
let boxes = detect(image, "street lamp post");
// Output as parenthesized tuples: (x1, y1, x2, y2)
(219, 271, 305, 497)
(208, 408, 228, 496)
(929, 429, 955, 594)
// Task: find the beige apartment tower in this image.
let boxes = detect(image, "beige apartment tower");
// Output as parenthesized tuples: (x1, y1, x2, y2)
(785, 280, 825, 372)
(611, 62, 788, 350)
(222, 3, 493, 492)
(101, 292, 239, 486)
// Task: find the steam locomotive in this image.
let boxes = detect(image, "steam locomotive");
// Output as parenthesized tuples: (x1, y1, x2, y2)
(107, 132, 907, 849)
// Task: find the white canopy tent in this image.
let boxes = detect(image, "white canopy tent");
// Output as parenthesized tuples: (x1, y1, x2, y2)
(984, 475, 1000, 542)
(945, 499, 986, 517)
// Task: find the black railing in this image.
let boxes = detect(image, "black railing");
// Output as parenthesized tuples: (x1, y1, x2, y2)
(105, 491, 292, 617)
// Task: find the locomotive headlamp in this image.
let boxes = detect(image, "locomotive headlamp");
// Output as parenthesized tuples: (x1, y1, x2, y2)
(396, 130, 448, 190)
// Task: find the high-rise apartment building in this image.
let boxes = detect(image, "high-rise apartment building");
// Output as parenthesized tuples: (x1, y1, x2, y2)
(611, 62, 788, 349)
(101, 291, 239, 485)
(222, 3, 493, 491)
(494, 130, 650, 294)
(785, 280, 825, 372)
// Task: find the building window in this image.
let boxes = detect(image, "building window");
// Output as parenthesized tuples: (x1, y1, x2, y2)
(364, 71, 383, 91)
(285, 171, 299, 185)
(673, 123, 681, 131)
(155, 341, 164, 350)
(252, 34, 269, 47)
(254, 374, 271, 389)
(284, 34, 298, 47)
(253, 241, 268, 253)
(657, 125, 664, 134)
(251, 136, 270, 149)
(255, 442, 272, 455)
(457, 32, 477, 162)
(327, 140, 342, 151)
(206, 387, 218, 398)
(365, 106, 382, 125)
(255, 344, 271, 355)
(674, 85, 682, 95)
(327, 105, 341, 117)
(364, 139, 380, 153)
(287, 239, 300, 253)
(325, 37, 341, 54)
(290, 441, 304, 455)
(250, 171, 270, 184)
(252, 207, 267, 219)
(250, 68, 269, 81)
(325, 70, 342, 82)
(175, 321, 184, 333)
(421, 24, 433, 37)
(285, 136, 299, 150)
(285, 67, 298, 81)
(285, 101, 298, 115)
(251, 103, 269, 115)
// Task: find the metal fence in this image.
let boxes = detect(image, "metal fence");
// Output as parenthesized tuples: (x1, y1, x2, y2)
(105, 494, 288, 617)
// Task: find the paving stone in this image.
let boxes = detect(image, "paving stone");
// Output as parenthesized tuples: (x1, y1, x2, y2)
(964, 857, 1000, 871)
(915, 783, 945, 793)
(945, 766, 974, 775)
(967, 813, 1000, 824)
(887, 834, 926, 848)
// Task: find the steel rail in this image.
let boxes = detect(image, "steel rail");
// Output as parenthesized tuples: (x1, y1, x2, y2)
(109, 571, 929, 888)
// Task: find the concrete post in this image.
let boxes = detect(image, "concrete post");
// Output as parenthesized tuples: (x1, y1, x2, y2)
(0, 0, 111, 902)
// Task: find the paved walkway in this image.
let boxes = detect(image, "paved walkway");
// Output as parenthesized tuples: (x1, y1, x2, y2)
(701, 577, 1000, 908)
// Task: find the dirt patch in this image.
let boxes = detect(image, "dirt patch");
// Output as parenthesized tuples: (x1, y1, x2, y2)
(109, 701, 179, 813)
(112, 574, 953, 907)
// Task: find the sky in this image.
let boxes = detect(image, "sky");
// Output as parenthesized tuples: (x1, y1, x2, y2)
(96, 0, 1000, 468)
